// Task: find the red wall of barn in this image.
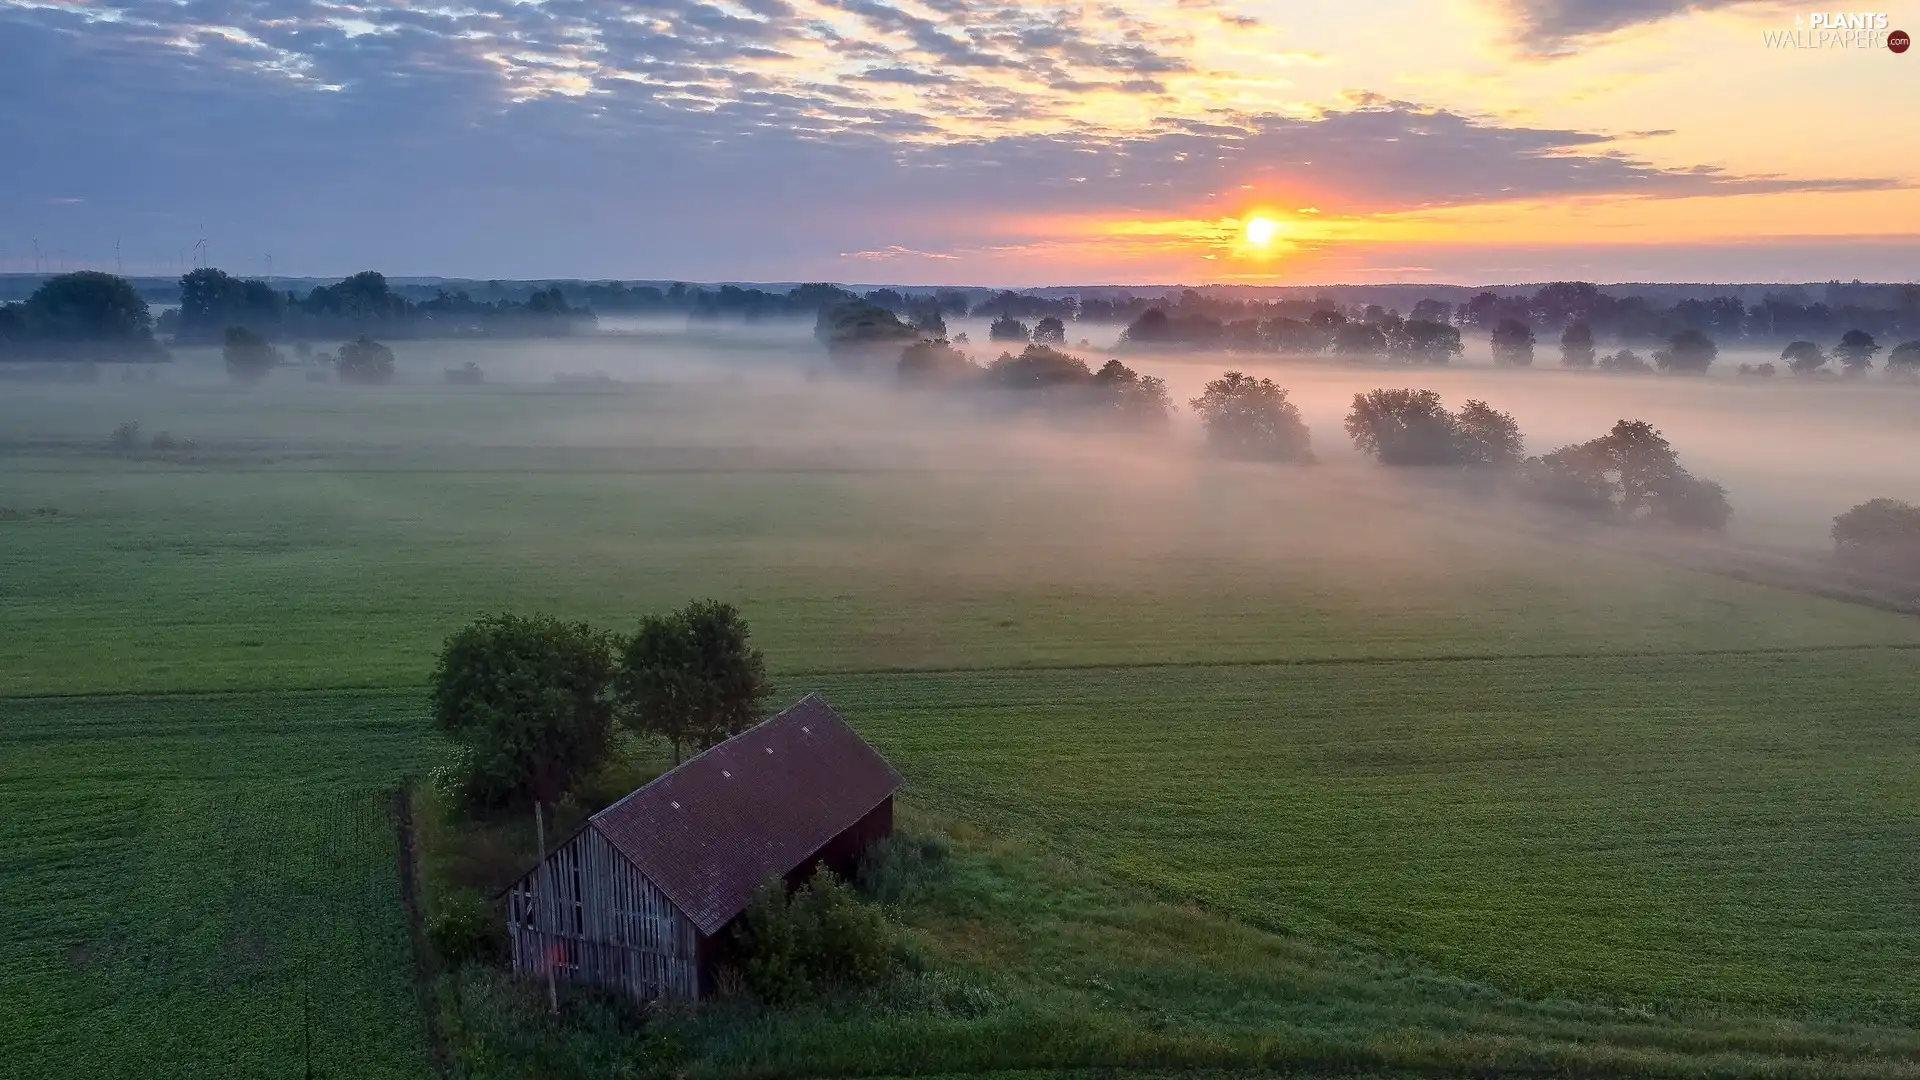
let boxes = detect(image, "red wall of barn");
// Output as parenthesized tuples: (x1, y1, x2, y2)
(694, 795, 894, 996)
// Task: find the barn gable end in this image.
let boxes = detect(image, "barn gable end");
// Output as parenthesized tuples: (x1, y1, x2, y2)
(506, 825, 700, 1000)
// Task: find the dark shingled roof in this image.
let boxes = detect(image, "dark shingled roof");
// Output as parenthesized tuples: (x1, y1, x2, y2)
(589, 694, 901, 936)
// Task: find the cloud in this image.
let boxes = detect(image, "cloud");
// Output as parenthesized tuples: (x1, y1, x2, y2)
(0, 0, 1899, 281)
(1500, 0, 1767, 55)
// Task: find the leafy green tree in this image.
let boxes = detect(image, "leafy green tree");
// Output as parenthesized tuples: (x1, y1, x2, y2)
(1780, 340, 1827, 375)
(1490, 318, 1535, 367)
(1032, 316, 1067, 344)
(1654, 329, 1716, 373)
(1833, 329, 1879, 376)
(1559, 320, 1595, 367)
(1189, 371, 1313, 462)
(222, 325, 281, 384)
(336, 334, 395, 384)
(429, 613, 615, 813)
(616, 599, 771, 763)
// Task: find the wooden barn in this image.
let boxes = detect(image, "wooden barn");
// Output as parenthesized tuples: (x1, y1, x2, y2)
(504, 694, 901, 1001)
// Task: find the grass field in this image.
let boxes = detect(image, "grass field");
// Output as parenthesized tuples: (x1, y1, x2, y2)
(3, 336, 1918, 1078)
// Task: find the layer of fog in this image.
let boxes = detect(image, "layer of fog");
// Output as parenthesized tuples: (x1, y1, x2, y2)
(10, 319, 1918, 557)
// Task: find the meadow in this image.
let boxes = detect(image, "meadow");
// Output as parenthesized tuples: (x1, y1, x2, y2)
(2, 330, 1917, 1078)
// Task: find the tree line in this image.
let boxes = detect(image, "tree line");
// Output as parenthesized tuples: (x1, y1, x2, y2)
(1109, 303, 1920, 378)
(170, 268, 594, 343)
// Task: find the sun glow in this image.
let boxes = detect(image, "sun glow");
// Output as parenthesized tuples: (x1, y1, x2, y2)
(1243, 216, 1279, 247)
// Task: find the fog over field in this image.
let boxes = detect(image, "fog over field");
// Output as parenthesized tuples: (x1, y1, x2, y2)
(23, 320, 1913, 552)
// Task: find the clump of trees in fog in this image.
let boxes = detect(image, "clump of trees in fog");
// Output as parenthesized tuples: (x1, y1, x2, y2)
(892, 335, 1174, 429)
(1519, 421, 1731, 530)
(1344, 390, 1522, 470)
(815, 300, 919, 371)
(1189, 372, 1314, 462)
(1341, 390, 1730, 531)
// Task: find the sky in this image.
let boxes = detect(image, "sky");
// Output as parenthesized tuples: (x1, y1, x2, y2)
(2, 0, 1917, 285)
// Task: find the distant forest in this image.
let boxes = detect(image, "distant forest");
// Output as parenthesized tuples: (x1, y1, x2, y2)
(2, 269, 1917, 377)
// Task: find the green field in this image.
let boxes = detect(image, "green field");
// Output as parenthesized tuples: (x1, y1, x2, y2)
(4, 343, 1918, 1078)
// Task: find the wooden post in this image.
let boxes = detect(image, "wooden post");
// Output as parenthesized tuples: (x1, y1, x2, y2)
(535, 800, 557, 1015)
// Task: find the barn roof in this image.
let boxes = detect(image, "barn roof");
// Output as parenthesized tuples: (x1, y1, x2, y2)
(589, 693, 901, 936)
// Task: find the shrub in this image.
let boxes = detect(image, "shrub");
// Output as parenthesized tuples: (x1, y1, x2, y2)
(1598, 349, 1652, 374)
(429, 889, 507, 966)
(734, 867, 896, 1004)
(107, 421, 142, 451)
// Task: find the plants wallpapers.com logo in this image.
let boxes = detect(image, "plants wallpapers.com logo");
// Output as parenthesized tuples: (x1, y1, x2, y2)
(1760, 11, 1910, 49)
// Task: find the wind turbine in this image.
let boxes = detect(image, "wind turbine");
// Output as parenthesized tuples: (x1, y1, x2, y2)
(30, 239, 41, 274)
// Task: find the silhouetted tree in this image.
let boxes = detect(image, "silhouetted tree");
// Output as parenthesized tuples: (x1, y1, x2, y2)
(1032, 316, 1067, 344)
(1490, 319, 1535, 367)
(1599, 349, 1652, 374)
(1344, 389, 1455, 464)
(1391, 320, 1461, 364)
(222, 325, 281, 384)
(1332, 322, 1388, 358)
(1781, 340, 1827, 375)
(1887, 340, 1920, 379)
(1654, 329, 1716, 373)
(988, 315, 1030, 343)
(984, 344, 1092, 391)
(10, 272, 165, 361)
(1832, 498, 1920, 573)
(1834, 329, 1879, 376)
(1453, 399, 1525, 469)
(1089, 358, 1173, 427)
(898, 339, 979, 384)
(335, 335, 395, 384)
(1559, 321, 1595, 368)
(1189, 371, 1312, 462)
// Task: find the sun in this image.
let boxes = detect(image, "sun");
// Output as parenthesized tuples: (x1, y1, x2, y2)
(1243, 216, 1278, 247)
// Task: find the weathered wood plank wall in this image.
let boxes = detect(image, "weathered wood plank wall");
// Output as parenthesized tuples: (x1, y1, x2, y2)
(507, 826, 699, 1000)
